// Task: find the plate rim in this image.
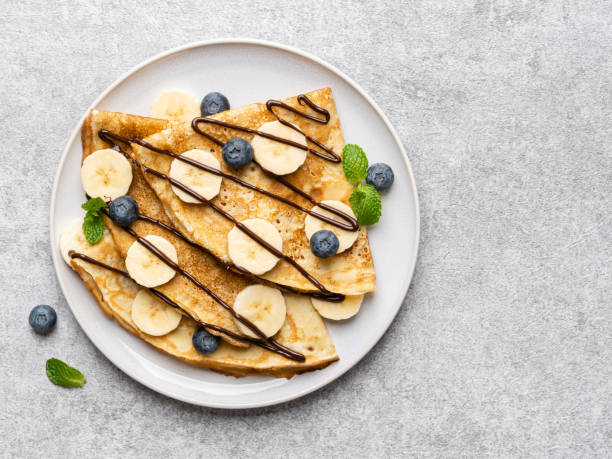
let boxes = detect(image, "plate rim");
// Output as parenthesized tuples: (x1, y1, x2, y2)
(49, 38, 421, 408)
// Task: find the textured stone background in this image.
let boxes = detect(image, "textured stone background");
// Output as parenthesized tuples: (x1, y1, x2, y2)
(1, 1, 611, 457)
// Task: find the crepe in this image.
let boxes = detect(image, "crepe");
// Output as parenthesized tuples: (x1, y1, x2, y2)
(64, 228, 338, 377)
(130, 88, 376, 295)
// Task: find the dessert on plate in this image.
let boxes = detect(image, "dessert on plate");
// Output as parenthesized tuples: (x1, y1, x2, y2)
(59, 87, 393, 378)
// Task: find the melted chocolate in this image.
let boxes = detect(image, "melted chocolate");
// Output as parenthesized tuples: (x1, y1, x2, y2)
(68, 250, 304, 362)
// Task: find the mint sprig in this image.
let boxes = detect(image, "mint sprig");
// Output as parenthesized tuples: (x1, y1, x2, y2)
(46, 358, 86, 387)
(349, 184, 381, 226)
(342, 144, 368, 183)
(81, 197, 107, 245)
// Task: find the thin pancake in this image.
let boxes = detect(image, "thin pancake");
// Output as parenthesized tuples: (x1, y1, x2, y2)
(130, 88, 376, 295)
(63, 228, 338, 377)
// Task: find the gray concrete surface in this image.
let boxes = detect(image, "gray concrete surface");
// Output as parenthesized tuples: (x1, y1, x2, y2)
(1, 1, 611, 457)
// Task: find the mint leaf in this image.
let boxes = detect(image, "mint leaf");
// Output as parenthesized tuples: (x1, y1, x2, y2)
(81, 198, 106, 245)
(342, 144, 368, 183)
(81, 197, 107, 212)
(46, 358, 86, 387)
(82, 212, 104, 245)
(349, 184, 381, 226)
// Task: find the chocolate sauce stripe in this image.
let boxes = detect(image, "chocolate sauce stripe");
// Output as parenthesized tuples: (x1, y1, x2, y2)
(68, 251, 302, 361)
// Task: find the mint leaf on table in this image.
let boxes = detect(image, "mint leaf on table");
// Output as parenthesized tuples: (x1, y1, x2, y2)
(81, 197, 107, 245)
(342, 144, 368, 183)
(46, 358, 86, 388)
(349, 184, 382, 226)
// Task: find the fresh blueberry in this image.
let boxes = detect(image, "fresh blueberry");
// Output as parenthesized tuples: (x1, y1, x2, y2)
(192, 327, 220, 355)
(108, 195, 139, 227)
(222, 138, 254, 169)
(29, 305, 57, 335)
(366, 163, 394, 191)
(310, 230, 339, 258)
(201, 92, 230, 116)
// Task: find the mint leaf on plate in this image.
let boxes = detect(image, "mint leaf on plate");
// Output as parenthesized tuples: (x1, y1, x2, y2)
(349, 184, 381, 226)
(46, 358, 86, 388)
(81, 197, 106, 245)
(342, 144, 368, 183)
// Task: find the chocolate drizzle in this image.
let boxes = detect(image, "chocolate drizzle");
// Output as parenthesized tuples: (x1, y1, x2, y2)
(98, 129, 347, 301)
(68, 250, 304, 361)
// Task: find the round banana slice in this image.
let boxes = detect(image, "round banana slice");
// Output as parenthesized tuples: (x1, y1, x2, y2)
(125, 235, 178, 288)
(131, 289, 182, 336)
(304, 200, 359, 253)
(81, 148, 132, 200)
(59, 217, 87, 265)
(312, 294, 364, 320)
(233, 285, 286, 338)
(150, 90, 200, 123)
(252, 120, 307, 175)
(169, 149, 222, 203)
(227, 218, 282, 275)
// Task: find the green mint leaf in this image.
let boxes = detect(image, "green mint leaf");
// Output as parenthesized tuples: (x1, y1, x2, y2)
(349, 184, 382, 226)
(81, 197, 107, 212)
(342, 144, 368, 183)
(46, 358, 86, 387)
(82, 212, 105, 245)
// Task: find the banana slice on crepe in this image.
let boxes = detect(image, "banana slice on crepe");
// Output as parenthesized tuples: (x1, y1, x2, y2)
(227, 218, 282, 275)
(233, 285, 286, 338)
(312, 294, 364, 320)
(305, 200, 359, 253)
(150, 90, 200, 123)
(80, 148, 132, 200)
(169, 149, 222, 203)
(252, 120, 307, 175)
(125, 235, 178, 288)
(131, 289, 182, 336)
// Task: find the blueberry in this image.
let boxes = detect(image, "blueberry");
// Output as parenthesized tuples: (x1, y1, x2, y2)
(108, 195, 139, 227)
(29, 305, 57, 335)
(201, 92, 230, 116)
(192, 327, 220, 355)
(310, 230, 339, 258)
(366, 163, 394, 191)
(222, 138, 254, 169)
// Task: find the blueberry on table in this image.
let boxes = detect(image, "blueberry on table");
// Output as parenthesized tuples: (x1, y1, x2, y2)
(366, 163, 394, 191)
(108, 195, 139, 227)
(310, 230, 339, 258)
(192, 327, 221, 355)
(29, 305, 57, 335)
(200, 92, 230, 116)
(222, 138, 254, 169)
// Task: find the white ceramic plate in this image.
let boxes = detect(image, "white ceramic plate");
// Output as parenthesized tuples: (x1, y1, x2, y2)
(50, 39, 419, 408)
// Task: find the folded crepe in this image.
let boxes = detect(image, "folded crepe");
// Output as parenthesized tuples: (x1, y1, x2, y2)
(130, 88, 376, 295)
(60, 227, 338, 377)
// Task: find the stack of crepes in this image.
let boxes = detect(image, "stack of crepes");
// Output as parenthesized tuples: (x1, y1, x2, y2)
(60, 88, 376, 377)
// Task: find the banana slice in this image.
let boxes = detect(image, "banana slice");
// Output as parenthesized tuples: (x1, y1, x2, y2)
(125, 235, 178, 288)
(312, 294, 364, 320)
(150, 90, 200, 123)
(227, 218, 282, 275)
(233, 285, 286, 338)
(59, 217, 88, 265)
(80, 148, 132, 200)
(304, 200, 359, 253)
(168, 149, 222, 203)
(252, 120, 307, 175)
(131, 289, 182, 336)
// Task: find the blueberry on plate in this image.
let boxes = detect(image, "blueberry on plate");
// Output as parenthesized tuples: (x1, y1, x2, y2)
(29, 305, 57, 335)
(192, 327, 220, 355)
(310, 230, 339, 258)
(222, 138, 254, 169)
(201, 92, 230, 116)
(366, 163, 394, 191)
(108, 195, 139, 227)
